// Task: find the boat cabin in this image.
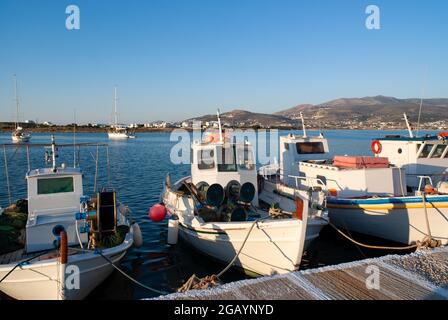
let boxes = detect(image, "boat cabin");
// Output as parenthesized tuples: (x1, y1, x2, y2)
(279, 133, 330, 187)
(298, 157, 407, 198)
(373, 134, 448, 189)
(25, 167, 87, 253)
(191, 137, 259, 206)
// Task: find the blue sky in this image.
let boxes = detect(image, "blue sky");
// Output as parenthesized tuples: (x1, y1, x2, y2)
(0, 0, 447, 124)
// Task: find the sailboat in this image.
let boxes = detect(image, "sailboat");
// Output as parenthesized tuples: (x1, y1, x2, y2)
(107, 86, 135, 140)
(11, 75, 31, 143)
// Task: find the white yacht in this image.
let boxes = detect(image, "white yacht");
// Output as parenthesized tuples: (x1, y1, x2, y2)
(158, 111, 328, 276)
(0, 136, 139, 300)
(107, 87, 135, 140)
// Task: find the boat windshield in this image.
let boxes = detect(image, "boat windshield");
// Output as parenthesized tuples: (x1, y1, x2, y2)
(237, 146, 255, 171)
(37, 177, 74, 195)
(217, 145, 237, 172)
(198, 148, 215, 170)
(296, 142, 325, 154)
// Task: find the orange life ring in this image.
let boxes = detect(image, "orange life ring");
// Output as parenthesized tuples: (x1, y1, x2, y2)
(438, 132, 448, 137)
(371, 140, 382, 154)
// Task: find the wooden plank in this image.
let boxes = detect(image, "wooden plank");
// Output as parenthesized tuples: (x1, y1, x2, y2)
(155, 247, 448, 300)
(236, 277, 317, 300)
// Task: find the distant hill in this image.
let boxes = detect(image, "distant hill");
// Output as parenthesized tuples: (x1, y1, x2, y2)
(275, 96, 448, 123)
(187, 109, 297, 128)
(182, 96, 448, 129)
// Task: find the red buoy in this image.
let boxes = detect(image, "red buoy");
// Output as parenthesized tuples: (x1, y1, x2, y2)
(149, 204, 167, 222)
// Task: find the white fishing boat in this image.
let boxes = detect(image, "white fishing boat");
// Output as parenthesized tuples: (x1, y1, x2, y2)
(262, 113, 448, 245)
(107, 87, 135, 140)
(0, 137, 140, 300)
(157, 111, 328, 276)
(371, 113, 448, 190)
(11, 75, 31, 143)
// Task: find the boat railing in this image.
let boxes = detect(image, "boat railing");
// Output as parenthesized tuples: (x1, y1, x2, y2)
(417, 175, 434, 194)
(288, 175, 328, 192)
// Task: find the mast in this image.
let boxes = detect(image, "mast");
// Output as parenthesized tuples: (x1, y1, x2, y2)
(300, 112, 307, 138)
(113, 86, 118, 126)
(403, 113, 414, 138)
(13, 74, 19, 129)
(217, 108, 223, 143)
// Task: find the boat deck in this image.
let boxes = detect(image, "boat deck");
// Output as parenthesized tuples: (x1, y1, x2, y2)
(155, 246, 448, 300)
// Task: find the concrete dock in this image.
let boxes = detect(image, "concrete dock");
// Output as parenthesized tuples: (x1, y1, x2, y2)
(157, 246, 448, 300)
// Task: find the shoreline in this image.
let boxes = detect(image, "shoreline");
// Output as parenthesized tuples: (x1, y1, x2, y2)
(0, 127, 435, 133)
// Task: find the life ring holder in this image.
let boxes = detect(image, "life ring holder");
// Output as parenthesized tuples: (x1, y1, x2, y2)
(371, 140, 382, 155)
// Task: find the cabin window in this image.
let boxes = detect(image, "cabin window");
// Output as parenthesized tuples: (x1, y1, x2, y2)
(37, 177, 74, 195)
(217, 145, 237, 172)
(432, 145, 446, 158)
(296, 142, 325, 154)
(419, 144, 434, 158)
(198, 149, 215, 170)
(237, 146, 255, 171)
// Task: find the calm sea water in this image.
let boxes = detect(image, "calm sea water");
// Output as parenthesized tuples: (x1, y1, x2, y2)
(0, 129, 436, 299)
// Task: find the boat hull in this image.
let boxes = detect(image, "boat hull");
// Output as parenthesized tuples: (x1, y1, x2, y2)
(177, 219, 306, 276)
(108, 132, 129, 140)
(258, 179, 328, 249)
(11, 135, 30, 143)
(0, 234, 133, 300)
(327, 196, 448, 245)
(162, 187, 308, 276)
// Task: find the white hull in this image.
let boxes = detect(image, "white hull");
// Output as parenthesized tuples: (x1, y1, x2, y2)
(0, 233, 133, 300)
(162, 187, 308, 276)
(12, 135, 31, 143)
(327, 196, 448, 245)
(108, 132, 129, 140)
(258, 179, 328, 249)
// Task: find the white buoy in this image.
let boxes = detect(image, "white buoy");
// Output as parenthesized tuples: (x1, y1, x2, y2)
(132, 223, 143, 248)
(167, 219, 179, 245)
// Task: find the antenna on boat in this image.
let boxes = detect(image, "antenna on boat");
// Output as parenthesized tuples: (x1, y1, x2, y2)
(299, 112, 307, 138)
(403, 113, 414, 138)
(416, 67, 428, 137)
(51, 135, 57, 172)
(217, 108, 223, 143)
(73, 109, 77, 168)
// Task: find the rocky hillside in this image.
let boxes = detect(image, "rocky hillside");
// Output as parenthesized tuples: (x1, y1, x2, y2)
(187, 109, 297, 128)
(275, 96, 448, 123)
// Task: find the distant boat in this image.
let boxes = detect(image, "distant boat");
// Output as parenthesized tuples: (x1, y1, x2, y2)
(107, 87, 135, 140)
(11, 75, 31, 143)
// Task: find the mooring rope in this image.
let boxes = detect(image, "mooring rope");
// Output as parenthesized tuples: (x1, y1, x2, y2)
(318, 217, 441, 250)
(178, 217, 263, 292)
(0, 250, 51, 284)
(93, 249, 168, 295)
(3, 145, 12, 205)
